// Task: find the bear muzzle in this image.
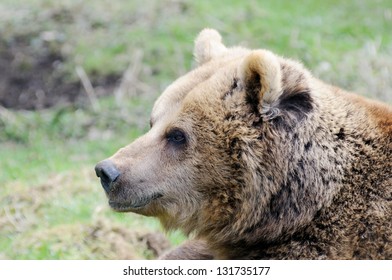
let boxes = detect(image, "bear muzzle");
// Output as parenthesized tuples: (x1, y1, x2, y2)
(108, 192, 163, 212)
(95, 159, 163, 213)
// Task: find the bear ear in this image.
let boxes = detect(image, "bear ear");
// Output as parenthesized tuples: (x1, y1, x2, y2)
(194, 28, 227, 65)
(239, 50, 282, 112)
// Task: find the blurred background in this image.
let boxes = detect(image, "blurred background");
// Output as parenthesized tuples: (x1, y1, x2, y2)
(0, 0, 391, 259)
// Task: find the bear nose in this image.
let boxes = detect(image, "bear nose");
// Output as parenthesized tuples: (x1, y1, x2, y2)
(95, 159, 121, 193)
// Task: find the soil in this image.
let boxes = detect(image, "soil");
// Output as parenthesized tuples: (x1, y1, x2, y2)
(0, 35, 118, 110)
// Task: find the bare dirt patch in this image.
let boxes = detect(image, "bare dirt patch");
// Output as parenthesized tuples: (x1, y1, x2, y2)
(0, 36, 118, 110)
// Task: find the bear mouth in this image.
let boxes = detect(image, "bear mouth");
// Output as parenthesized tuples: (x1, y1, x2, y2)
(109, 192, 163, 212)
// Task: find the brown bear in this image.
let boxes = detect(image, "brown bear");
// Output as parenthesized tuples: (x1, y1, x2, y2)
(95, 29, 392, 259)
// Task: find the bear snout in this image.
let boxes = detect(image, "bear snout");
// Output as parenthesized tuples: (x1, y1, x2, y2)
(95, 159, 121, 194)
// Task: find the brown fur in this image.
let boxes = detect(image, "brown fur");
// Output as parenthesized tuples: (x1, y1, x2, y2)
(96, 29, 392, 259)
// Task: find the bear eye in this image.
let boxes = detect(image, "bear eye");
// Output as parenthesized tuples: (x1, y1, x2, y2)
(166, 129, 187, 145)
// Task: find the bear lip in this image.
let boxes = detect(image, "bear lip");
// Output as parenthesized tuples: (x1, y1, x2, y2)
(109, 192, 163, 211)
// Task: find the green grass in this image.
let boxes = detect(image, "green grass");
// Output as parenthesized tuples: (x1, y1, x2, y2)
(2, 0, 391, 83)
(0, 98, 148, 184)
(0, 0, 391, 259)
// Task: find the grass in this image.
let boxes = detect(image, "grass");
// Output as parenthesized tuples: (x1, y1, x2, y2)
(0, 0, 391, 259)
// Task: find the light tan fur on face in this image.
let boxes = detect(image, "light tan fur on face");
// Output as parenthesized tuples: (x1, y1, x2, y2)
(97, 28, 392, 260)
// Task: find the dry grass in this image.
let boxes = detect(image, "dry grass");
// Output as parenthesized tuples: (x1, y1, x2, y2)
(0, 168, 171, 259)
(10, 219, 170, 260)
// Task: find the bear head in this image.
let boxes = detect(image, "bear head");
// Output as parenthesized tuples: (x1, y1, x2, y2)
(95, 29, 338, 246)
